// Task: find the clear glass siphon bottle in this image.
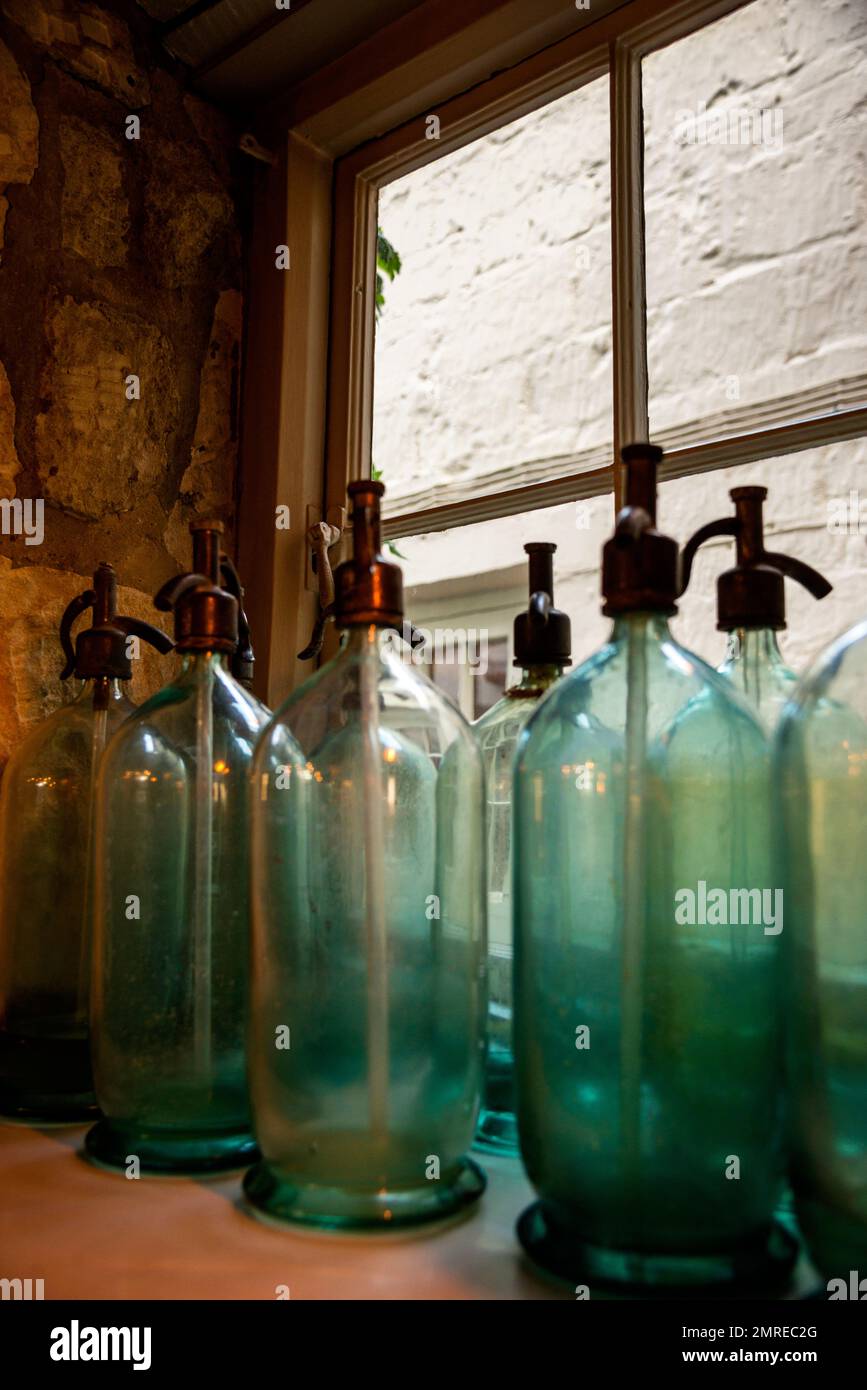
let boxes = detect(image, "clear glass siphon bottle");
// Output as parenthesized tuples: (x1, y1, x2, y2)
(86, 522, 268, 1174)
(0, 564, 172, 1120)
(245, 480, 486, 1229)
(474, 542, 570, 1155)
(513, 445, 796, 1292)
(776, 616, 867, 1285)
(681, 485, 831, 731)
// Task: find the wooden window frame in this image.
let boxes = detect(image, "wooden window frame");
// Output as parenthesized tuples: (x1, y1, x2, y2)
(239, 0, 867, 703)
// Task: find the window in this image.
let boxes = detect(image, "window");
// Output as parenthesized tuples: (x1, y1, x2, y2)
(348, 0, 867, 683)
(643, 0, 867, 443)
(241, 0, 867, 700)
(373, 76, 612, 520)
(393, 494, 615, 718)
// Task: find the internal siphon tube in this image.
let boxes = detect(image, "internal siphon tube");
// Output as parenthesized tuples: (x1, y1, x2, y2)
(620, 615, 648, 1225)
(77, 680, 109, 1023)
(359, 627, 389, 1143)
(193, 654, 215, 1083)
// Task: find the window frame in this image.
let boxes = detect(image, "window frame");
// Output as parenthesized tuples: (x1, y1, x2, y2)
(239, 0, 867, 702)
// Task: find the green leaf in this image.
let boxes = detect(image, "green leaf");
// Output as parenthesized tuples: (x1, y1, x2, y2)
(375, 227, 402, 319)
(376, 230, 402, 282)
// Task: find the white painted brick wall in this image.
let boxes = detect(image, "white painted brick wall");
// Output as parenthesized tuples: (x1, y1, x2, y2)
(373, 0, 867, 674)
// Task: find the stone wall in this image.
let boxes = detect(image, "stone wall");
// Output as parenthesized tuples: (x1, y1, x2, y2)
(0, 0, 246, 765)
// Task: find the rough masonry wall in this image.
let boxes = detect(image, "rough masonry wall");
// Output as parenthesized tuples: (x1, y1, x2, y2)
(0, 0, 246, 764)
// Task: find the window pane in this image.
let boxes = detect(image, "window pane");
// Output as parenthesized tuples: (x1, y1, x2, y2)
(662, 440, 867, 671)
(473, 637, 508, 720)
(644, 0, 867, 442)
(430, 657, 461, 711)
(373, 75, 612, 524)
(392, 444, 867, 705)
(395, 494, 615, 707)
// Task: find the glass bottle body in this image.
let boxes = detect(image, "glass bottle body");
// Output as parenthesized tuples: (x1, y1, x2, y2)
(246, 626, 486, 1229)
(514, 614, 792, 1289)
(474, 665, 563, 1154)
(87, 653, 267, 1173)
(776, 619, 867, 1283)
(718, 627, 798, 732)
(0, 679, 134, 1119)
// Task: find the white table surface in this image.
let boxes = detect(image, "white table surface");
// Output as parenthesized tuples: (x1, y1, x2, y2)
(1, 1121, 821, 1301)
(0, 1120, 565, 1300)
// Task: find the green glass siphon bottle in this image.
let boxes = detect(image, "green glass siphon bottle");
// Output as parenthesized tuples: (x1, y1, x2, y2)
(245, 480, 486, 1230)
(513, 445, 797, 1292)
(776, 615, 867, 1286)
(681, 486, 831, 731)
(474, 543, 570, 1155)
(86, 522, 268, 1174)
(0, 564, 172, 1121)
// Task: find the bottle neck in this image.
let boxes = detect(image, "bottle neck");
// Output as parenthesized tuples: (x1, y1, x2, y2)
(339, 624, 392, 653)
(78, 677, 128, 711)
(178, 650, 229, 677)
(610, 612, 674, 644)
(507, 663, 565, 697)
(721, 626, 787, 672)
(719, 626, 794, 725)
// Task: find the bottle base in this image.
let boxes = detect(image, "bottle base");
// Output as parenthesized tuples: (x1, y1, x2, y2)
(0, 1087, 98, 1125)
(243, 1155, 487, 1231)
(517, 1201, 799, 1293)
(85, 1118, 259, 1176)
(473, 1108, 519, 1157)
(0, 1031, 97, 1123)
